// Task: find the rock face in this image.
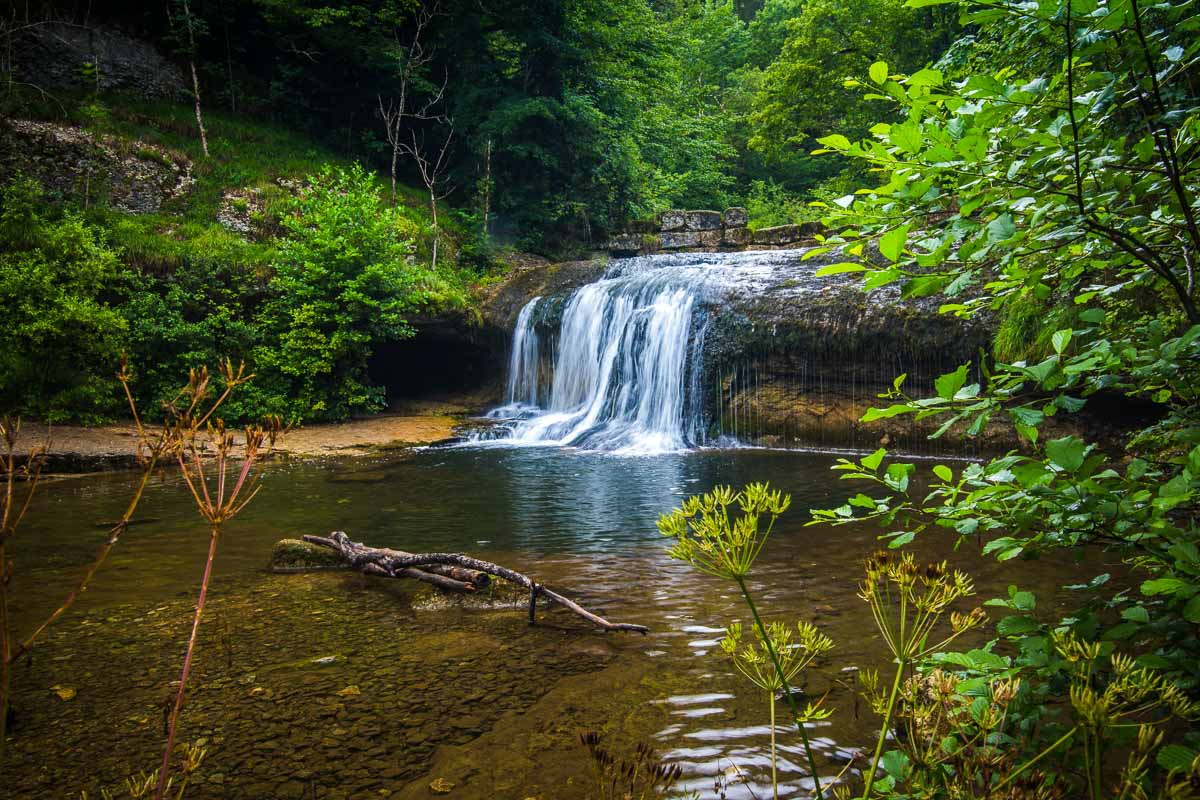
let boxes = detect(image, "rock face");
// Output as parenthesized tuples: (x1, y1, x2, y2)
(0, 119, 194, 213)
(11, 23, 185, 99)
(606, 208, 820, 256)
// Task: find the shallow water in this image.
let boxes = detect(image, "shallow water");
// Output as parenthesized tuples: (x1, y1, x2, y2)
(3, 447, 1114, 798)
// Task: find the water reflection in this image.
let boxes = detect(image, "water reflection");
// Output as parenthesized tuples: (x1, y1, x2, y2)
(6, 447, 1115, 799)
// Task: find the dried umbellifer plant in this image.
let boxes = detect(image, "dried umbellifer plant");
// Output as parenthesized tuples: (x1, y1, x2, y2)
(153, 360, 285, 799)
(580, 731, 686, 800)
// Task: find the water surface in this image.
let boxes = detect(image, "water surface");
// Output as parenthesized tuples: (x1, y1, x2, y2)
(4, 447, 1112, 798)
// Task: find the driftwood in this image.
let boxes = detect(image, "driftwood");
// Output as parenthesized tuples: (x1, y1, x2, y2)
(303, 531, 649, 634)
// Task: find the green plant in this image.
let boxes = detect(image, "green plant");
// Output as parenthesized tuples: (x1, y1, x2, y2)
(250, 163, 464, 421)
(658, 483, 828, 798)
(721, 620, 833, 798)
(854, 551, 986, 796)
(0, 177, 126, 423)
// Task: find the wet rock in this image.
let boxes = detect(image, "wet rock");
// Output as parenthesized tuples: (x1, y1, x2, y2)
(751, 224, 803, 245)
(721, 226, 750, 246)
(606, 233, 644, 254)
(684, 210, 722, 231)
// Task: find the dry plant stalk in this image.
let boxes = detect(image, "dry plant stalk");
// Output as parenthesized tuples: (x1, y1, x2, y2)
(2, 358, 180, 759)
(153, 361, 283, 799)
(0, 416, 46, 757)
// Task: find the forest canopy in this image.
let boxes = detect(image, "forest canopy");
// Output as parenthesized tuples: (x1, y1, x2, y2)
(5, 0, 961, 249)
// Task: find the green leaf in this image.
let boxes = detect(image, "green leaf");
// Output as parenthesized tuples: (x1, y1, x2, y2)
(997, 615, 1038, 635)
(1051, 328, 1072, 354)
(849, 492, 876, 508)
(1120, 606, 1149, 623)
(888, 530, 916, 548)
(869, 60, 889, 85)
(1045, 436, 1086, 472)
(814, 262, 868, 276)
(880, 750, 909, 780)
(1157, 744, 1198, 773)
(1141, 578, 1186, 596)
(880, 225, 909, 263)
(935, 364, 969, 400)
(933, 464, 953, 482)
(1184, 595, 1200, 623)
(816, 134, 851, 151)
(986, 213, 1016, 242)
(862, 404, 915, 421)
(861, 448, 887, 471)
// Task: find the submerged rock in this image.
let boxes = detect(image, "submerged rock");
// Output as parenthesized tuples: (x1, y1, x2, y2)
(267, 539, 347, 572)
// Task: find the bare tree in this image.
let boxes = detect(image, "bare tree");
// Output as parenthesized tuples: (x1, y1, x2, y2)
(164, 0, 209, 157)
(399, 113, 455, 269)
(376, 1, 442, 206)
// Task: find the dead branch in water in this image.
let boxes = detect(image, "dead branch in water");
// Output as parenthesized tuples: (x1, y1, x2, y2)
(302, 531, 649, 635)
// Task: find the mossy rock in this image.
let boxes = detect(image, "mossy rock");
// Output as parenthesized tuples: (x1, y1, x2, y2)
(267, 538, 347, 572)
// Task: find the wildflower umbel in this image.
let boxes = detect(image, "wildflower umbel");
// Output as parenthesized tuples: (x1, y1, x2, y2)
(723, 620, 834, 799)
(657, 482, 790, 579)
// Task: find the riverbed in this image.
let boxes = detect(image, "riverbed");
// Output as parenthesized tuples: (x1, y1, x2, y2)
(3, 446, 1113, 799)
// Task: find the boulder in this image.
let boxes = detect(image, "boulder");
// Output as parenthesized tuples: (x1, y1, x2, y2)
(684, 210, 722, 231)
(752, 224, 803, 245)
(723, 207, 749, 227)
(660, 231, 702, 249)
(697, 229, 722, 247)
(721, 226, 750, 246)
(607, 233, 643, 254)
(660, 210, 687, 231)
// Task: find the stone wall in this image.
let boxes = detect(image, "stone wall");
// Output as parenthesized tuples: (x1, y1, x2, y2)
(606, 208, 822, 256)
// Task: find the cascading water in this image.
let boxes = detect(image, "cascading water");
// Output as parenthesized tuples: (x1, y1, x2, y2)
(482, 260, 713, 454)
(476, 249, 991, 456)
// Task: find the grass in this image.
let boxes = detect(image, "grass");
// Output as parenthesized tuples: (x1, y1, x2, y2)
(15, 91, 480, 281)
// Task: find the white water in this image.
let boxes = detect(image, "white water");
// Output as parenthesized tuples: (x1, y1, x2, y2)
(481, 258, 731, 454)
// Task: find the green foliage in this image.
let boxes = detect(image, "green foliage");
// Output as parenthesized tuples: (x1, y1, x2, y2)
(249, 164, 456, 421)
(0, 179, 125, 423)
(802, 0, 1200, 795)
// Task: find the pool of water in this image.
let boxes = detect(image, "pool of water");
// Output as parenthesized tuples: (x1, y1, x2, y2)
(3, 446, 1115, 798)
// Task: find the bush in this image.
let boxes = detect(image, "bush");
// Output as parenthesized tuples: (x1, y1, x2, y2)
(249, 164, 444, 421)
(0, 178, 126, 423)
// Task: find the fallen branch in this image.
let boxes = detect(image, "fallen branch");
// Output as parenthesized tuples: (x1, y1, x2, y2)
(302, 531, 649, 634)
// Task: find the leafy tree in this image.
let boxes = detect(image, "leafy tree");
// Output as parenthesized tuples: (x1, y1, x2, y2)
(749, 0, 958, 188)
(0, 178, 125, 423)
(249, 164, 442, 421)
(807, 0, 1200, 792)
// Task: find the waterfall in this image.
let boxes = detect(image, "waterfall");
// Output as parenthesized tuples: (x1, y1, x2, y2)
(481, 260, 713, 455)
(475, 249, 990, 456)
(504, 297, 541, 407)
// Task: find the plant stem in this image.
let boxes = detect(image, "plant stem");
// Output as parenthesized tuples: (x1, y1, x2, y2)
(12, 462, 156, 663)
(0, 540, 10, 762)
(734, 575, 824, 799)
(860, 656, 906, 797)
(770, 691, 778, 800)
(994, 726, 1077, 792)
(155, 526, 220, 800)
